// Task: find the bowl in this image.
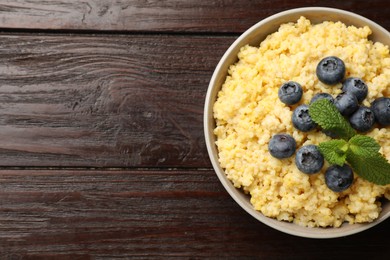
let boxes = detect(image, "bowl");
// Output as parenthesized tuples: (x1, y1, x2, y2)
(204, 7, 390, 238)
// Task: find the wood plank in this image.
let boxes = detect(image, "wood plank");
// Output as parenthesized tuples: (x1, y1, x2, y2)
(0, 33, 234, 167)
(0, 1, 388, 33)
(0, 169, 388, 258)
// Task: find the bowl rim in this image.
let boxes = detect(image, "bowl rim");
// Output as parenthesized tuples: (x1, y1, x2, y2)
(204, 6, 390, 239)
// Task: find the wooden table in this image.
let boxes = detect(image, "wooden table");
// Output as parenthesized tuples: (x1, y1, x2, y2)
(0, 1, 389, 258)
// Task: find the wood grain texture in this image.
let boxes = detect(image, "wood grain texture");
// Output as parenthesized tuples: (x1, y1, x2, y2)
(0, 169, 389, 258)
(0, 0, 388, 33)
(0, 33, 234, 167)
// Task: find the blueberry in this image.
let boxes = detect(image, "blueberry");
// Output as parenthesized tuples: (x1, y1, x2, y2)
(278, 81, 303, 105)
(371, 97, 390, 126)
(325, 164, 354, 192)
(342, 77, 368, 102)
(322, 130, 339, 138)
(292, 104, 317, 132)
(334, 92, 358, 116)
(349, 106, 375, 132)
(316, 56, 346, 85)
(310, 93, 334, 104)
(268, 134, 296, 159)
(295, 145, 324, 174)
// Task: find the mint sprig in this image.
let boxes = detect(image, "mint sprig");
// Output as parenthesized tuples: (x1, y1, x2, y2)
(309, 99, 390, 185)
(309, 99, 356, 140)
(318, 139, 348, 166)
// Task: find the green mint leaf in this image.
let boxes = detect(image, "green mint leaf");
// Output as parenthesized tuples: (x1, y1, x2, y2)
(348, 134, 381, 157)
(346, 150, 390, 185)
(346, 134, 389, 185)
(309, 99, 356, 140)
(318, 139, 348, 166)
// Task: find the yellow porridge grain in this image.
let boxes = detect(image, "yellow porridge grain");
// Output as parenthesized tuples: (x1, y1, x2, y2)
(213, 17, 390, 227)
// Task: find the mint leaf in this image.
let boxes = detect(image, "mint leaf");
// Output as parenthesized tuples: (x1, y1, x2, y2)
(346, 150, 390, 185)
(348, 135, 381, 157)
(318, 139, 348, 166)
(309, 99, 356, 140)
(345, 134, 390, 185)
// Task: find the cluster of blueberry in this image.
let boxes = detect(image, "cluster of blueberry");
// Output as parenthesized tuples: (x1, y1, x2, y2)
(268, 56, 390, 192)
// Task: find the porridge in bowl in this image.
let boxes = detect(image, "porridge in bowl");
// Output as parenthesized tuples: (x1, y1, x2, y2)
(213, 17, 390, 227)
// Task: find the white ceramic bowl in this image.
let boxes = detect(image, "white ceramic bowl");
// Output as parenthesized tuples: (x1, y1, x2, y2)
(204, 7, 390, 238)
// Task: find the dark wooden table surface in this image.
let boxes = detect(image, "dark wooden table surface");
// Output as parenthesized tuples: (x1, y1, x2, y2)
(0, 1, 389, 259)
